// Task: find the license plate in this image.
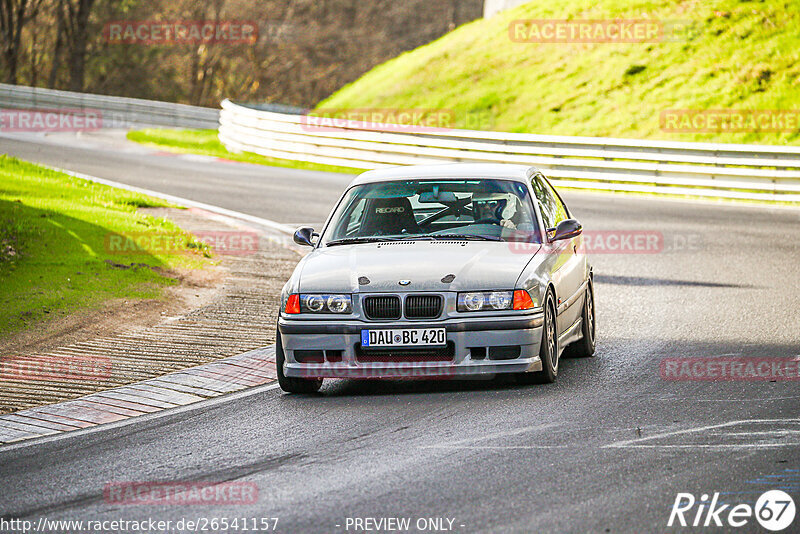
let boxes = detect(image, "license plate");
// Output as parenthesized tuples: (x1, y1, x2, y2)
(361, 328, 446, 348)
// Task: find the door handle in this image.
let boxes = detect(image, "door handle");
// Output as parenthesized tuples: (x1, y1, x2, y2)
(573, 244, 577, 253)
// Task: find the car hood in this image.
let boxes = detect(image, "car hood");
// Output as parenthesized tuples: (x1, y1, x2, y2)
(295, 241, 540, 293)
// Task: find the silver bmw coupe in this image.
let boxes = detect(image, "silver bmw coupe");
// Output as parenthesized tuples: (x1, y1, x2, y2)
(276, 164, 595, 393)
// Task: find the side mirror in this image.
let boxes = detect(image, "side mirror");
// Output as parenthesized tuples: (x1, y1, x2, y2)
(293, 227, 317, 247)
(551, 219, 582, 242)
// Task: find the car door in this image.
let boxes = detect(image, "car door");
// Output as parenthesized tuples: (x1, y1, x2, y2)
(531, 174, 586, 337)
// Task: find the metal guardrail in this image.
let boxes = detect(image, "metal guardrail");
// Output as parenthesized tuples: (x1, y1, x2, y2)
(0, 83, 219, 129)
(219, 99, 800, 203)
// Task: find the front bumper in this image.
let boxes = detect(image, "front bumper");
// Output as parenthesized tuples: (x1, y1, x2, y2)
(279, 314, 544, 379)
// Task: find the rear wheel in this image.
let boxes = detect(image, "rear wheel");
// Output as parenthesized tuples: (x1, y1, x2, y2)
(276, 325, 323, 394)
(517, 290, 558, 385)
(566, 279, 596, 358)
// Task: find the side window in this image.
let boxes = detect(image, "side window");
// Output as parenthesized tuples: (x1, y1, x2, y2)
(531, 174, 556, 230)
(542, 178, 569, 226)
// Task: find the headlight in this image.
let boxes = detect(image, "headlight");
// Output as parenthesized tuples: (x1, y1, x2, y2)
(458, 291, 512, 312)
(458, 290, 534, 312)
(305, 295, 325, 312)
(489, 291, 513, 310)
(327, 295, 350, 313)
(297, 294, 352, 314)
(461, 292, 486, 311)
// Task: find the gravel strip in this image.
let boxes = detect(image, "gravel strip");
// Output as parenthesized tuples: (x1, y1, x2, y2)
(0, 207, 300, 415)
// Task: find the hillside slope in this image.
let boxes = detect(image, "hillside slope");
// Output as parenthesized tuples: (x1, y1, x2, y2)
(319, 0, 800, 145)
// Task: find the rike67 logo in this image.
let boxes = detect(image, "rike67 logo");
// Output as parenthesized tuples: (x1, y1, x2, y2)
(669, 490, 796, 531)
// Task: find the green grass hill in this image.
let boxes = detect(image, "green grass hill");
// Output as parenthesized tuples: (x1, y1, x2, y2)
(319, 0, 800, 145)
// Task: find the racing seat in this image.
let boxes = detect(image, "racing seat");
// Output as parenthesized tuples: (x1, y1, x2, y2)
(360, 197, 420, 236)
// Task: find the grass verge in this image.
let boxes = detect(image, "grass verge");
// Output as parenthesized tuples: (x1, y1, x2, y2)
(127, 128, 363, 175)
(0, 156, 213, 339)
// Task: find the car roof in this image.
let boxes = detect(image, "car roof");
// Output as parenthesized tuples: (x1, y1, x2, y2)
(349, 164, 541, 186)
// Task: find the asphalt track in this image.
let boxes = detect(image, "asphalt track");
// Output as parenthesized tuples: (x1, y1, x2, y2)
(1, 131, 800, 533)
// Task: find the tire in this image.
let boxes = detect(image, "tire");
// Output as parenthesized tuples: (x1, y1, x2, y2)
(566, 279, 596, 358)
(517, 290, 558, 385)
(276, 325, 323, 394)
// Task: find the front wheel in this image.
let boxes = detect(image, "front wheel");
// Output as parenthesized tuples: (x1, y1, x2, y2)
(566, 279, 596, 358)
(276, 325, 323, 394)
(517, 290, 558, 385)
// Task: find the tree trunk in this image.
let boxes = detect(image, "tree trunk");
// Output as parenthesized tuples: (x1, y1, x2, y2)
(0, 0, 28, 84)
(66, 0, 94, 92)
(28, 22, 37, 85)
(2, 48, 17, 84)
(48, 4, 66, 88)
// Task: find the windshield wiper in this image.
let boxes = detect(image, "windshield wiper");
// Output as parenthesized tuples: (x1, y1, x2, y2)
(424, 234, 503, 242)
(326, 237, 401, 247)
(395, 235, 437, 241)
(327, 234, 502, 246)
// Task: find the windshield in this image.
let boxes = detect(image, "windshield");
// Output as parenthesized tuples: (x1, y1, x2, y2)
(320, 179, 541, 245)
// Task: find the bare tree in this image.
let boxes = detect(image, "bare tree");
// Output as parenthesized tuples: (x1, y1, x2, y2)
(47, 0, 65, 88)
(184, 0, 226, 106)
(0, 0, 44, 83)
(6, 0, 483, 105)
(51, 0, 97, 91)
